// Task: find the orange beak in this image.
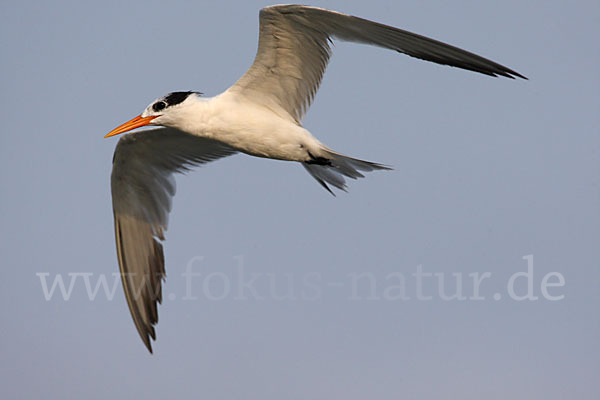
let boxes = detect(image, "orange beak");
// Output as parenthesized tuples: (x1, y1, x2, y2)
(104, 115, 159, 138)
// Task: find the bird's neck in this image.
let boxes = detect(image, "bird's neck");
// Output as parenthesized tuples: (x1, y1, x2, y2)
(168, 96, 217, 137)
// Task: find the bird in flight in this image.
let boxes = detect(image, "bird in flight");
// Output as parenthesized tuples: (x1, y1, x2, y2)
(105, 4, 525, 352)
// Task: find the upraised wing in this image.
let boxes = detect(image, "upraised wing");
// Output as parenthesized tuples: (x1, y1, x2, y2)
(110, 128, 237, 352)
(228, 5, 526, 123)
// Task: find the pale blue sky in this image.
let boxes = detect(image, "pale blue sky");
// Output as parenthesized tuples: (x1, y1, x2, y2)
(1, 1, 599, 399)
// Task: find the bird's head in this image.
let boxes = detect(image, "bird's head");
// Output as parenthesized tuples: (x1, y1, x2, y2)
(105, 91, 202, 138)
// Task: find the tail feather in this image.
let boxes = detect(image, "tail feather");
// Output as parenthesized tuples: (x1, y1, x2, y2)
(302, 149, 391, 195)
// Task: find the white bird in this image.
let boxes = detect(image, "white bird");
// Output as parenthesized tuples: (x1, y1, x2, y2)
(105, 4, 525, 352)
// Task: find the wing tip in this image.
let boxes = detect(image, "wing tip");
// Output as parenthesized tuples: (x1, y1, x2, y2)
(493, 67, 528, 80)
(142, 334, 154, 354)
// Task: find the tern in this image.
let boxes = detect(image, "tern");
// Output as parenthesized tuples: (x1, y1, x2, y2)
(105, 4, 525, 352)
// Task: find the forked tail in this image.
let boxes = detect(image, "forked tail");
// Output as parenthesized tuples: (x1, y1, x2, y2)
(302, 149, 391, 195)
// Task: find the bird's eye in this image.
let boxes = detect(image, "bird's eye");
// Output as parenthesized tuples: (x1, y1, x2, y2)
(152, 101, 167, 112)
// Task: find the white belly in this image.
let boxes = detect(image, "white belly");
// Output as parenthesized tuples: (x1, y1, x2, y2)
(186, 92, 324, 162)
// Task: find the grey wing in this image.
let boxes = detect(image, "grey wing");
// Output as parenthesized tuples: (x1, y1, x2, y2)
(228, 5, 526, 123)
(110, 128, 237, 352)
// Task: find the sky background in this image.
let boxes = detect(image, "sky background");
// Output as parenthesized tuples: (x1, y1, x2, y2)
(1, 0, 599, 399)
